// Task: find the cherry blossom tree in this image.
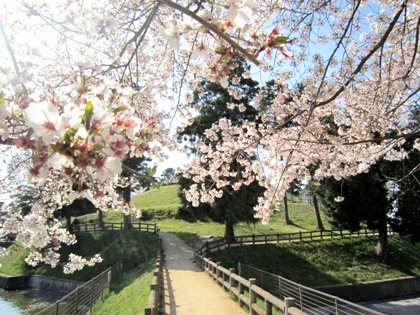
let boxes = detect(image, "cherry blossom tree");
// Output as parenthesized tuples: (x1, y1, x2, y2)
(0, 0, 418, 271)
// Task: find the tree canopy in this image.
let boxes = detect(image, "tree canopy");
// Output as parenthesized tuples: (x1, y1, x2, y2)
(179, 55, 265, 240)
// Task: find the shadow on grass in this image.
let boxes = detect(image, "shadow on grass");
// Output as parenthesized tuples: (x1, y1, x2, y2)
(286, 220, 305, 230)
(208, 244, 342, 287)
(387, 235, 420, 276)
(107, 259, 156, 295)
(208, 235, 420, 288)
(32, 231, 158, 283)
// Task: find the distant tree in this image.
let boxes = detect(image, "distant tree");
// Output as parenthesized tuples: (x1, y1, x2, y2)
(178, 55, 265, 241)
(287, 179, 304, 202)
(59, 198, 99, 231)
(118, 156, 152, 229)
(179, 173, 265, 241)
(317, 163, 390, 260)
(160, 167, 177, 185)
(392, 169, 420, 242)
(389, 111, 420, 242)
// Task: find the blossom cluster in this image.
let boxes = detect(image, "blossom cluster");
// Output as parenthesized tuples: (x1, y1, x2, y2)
(63, 254, 103, 274)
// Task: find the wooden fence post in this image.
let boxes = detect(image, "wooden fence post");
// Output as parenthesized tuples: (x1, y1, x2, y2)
(229, 268, 235, 289)
(249, 278, 256, 315)
(284, 297, 295, 315)
(266, 300, 273, 315)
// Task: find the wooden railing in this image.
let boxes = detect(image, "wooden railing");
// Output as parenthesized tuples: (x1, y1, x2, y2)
(195, 255, 305, 315)
(144, 238, 164, 315)
(72, 221, 158, 233)
(194, 254, 384, 315)
(196, 228, 393, 256)
(194, 228, 390, 315)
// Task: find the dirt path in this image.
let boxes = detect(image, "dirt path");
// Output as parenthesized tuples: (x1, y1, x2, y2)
(160, 232, 247, 315)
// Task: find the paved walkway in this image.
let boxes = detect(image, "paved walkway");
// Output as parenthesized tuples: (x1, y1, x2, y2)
(364, 296, 420, 315)
(160, 232, 247, 315)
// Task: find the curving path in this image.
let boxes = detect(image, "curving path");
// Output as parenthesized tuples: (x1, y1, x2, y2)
(160, 232, 247, 315)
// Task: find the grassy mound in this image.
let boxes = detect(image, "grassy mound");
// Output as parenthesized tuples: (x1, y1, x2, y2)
(132, 184, 182, 220)
(208, 235, 420, 287)
(92, 260, 156, 315)
(0, 231, 158, 282)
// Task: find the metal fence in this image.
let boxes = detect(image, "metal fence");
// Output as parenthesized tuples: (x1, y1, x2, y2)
(239, 263, 384, 315)
(35, 262, 123, 315)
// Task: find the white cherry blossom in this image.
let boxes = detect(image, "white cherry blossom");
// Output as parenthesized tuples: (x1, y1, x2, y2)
(24, 102, 66, 143)
(225, 0, 256, 28)
(162, 22, 180, 49)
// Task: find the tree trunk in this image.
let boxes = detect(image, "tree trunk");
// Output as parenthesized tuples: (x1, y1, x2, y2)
(224, 219, 236, 242)
(124, 214, 133, 230)
(312, 194, 324, 231)
(376, 216, 388, 261)
(98, 209, 104, 228)
(65, 207, 72, 233)
(283, 194, 291, 225)
(120, 184, 133, 230)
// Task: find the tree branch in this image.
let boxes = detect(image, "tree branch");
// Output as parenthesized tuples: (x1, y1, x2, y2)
(315, 2, 407, 108)
(158, 0, 260, 65)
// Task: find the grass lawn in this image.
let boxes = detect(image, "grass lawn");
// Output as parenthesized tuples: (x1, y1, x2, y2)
(92, 259, 156, 315)
(0, 244, 28, 275)
(208, 234, 420, 287)
(0, 231, 158, 282)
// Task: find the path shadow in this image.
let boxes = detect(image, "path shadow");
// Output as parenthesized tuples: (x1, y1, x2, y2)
(162, 265, 177, 315)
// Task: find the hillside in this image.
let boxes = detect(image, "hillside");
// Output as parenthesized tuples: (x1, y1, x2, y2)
(132, 184, 182, 210)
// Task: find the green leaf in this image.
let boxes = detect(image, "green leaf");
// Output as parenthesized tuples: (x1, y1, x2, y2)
(63, 128, 77, 144)
(274, 36, 289, 44)
(215, 44, 227, 55)
(112, 105, 126, 113)
(147, 164, 157, 176)
(82, 101, 93, 124)
(0, 91, 4, 105)
(92, 143, 104, 151)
